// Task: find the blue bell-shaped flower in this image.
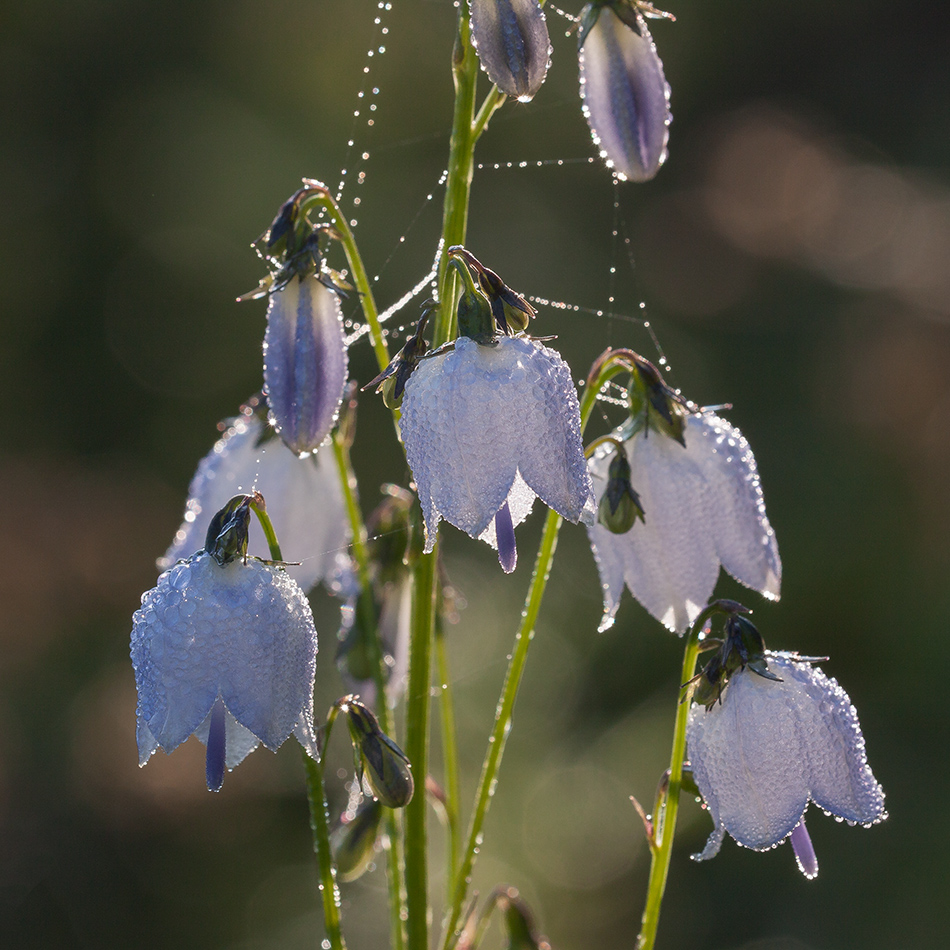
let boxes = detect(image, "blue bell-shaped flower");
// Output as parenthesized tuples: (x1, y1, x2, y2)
(579, 4, 672, 182)
(470, 0, 552, 102)
(588, 410, 781, 632)
(686, 651, 886, 877)
(159, 398, 350, 594)
(400, 335, 595, 572)
(264, 273, 349, 456)
(132, 543, 319, 791)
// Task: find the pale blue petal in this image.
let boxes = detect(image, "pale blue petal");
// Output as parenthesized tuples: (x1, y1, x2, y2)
(684, 414, 781, 601)
(160, 412, 349, 592)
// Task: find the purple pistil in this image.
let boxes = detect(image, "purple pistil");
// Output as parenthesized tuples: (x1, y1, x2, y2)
(790, 819, 819, 879)
(494, 500, 517, 574)
(206, 697, 227, 792)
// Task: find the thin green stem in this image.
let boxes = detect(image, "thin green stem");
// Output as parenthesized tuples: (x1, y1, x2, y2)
(405, 550, 438, 950)
(434, 4, 478, 347)
(304, 182, 390, 373)
(435, 615, 461, 888)
(330, 432, 407, 950)
(439, 506, 563, 950)
(303, 751, 347, 950)
(248, 496, 284, 561)
(439, 352, 634, 950)
(636, 605, 717, 950)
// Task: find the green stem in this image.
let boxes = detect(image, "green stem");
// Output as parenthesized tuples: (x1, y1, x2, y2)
(435, 613, 461, 888)
(636, 605, 716, 950)
(434, 4, 478, 347)
(439, 358, 623, 950)
(248, 496, 284, 561)
(405, 550, 438, 950)
(305, 182, 390, 373)
(330, 432, 407, 950)
(303, 751, 348, 950)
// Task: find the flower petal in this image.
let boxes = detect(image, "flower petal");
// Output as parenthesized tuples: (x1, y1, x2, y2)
(213, 559, 319, 751)
(684, 414, 781, 600)
(589, 431, 720, 633)
(688, 664, 810, 852)
(160, 411, 349, 592)
(264, 275, 348, 456)
(579, 9, 671, 182)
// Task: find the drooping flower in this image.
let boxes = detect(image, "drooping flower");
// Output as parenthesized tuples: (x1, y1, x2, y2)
(687, 651, 887, 877)
(589, 410, 781, 632)
(264, 272, 349, 456)
(159, 397, 350, 594)
(400, 334, 595, 571)
(578, 3, 672, 182)
(470, 0, 552, 102)
(133, 498, 319, 791)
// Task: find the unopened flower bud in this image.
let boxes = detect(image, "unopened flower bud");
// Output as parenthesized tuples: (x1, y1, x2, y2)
(345, 699, 414, 808)
(330, 798, 384, 882)
(579, 4, 672, 182)
(470, 0, 552, 102)
(494, 886, 550, 950)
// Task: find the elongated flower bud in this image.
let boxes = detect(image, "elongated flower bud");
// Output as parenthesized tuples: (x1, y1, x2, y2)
(470, 0, 552, 102)
(345, 699, 414, 808)
(579, 6, 671, 182)
(264, 273, 348, 456)
(331, 799, 384, 882)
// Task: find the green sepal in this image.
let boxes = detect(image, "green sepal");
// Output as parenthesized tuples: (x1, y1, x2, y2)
(203, 494, 252, 566)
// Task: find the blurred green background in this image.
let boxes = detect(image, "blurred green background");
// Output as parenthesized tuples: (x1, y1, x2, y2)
(2, 1, 947, 948)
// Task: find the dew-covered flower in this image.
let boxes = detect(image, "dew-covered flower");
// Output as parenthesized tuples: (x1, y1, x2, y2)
(132, 545, 319, 792)
(264, 272, 349, 456)
(578, 3, 672, 182)
(400, 334, 595, 572)
(470, 0, 552, 102)
(159, 399, 350, 594)
(588, 410, 781, 633)
(687, 651, 887, 877)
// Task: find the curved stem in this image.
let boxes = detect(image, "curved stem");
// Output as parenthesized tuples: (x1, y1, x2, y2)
(248, 495, 284, 561)
(303, 751, 347, 950)
(636, 605, 717, 950)
(304, 181, 390, 373)
(330, 431, 407, 950)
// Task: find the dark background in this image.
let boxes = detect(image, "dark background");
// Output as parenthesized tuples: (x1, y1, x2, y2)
(2, 1, 947, 948)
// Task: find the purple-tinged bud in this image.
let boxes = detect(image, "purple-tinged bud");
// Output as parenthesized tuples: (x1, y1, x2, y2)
(579, 6, 671, 182)
(331, 798, 384, 882)
(344, 699, 414, 808)
(470, 0, 552, 102)
(264, 273, 348, 456)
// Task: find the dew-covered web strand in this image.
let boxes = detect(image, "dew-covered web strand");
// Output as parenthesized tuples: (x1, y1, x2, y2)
(335, 1, 395, 230)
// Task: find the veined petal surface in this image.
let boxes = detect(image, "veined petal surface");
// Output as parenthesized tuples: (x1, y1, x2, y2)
(588, 413, 780, 633)
(471, 0, 551, 101)
(264, 274, 348, 456)
(579, 8, 671, 182)
(131, 553, 319, 765)
(401, 336, 592, 550)
(687, 653, 886, 862)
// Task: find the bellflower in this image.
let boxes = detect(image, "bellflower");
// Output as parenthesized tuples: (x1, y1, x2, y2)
(132, 536, 319, 791)
(400, 334, 595, 572)
(687, 651, 886, 877)
(470, 0, 552, 102)
(160, 398, 349, 594)
(588, 380, 781, 632)
(578, 3, 672, 182)
(264, 272, 349, 456)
